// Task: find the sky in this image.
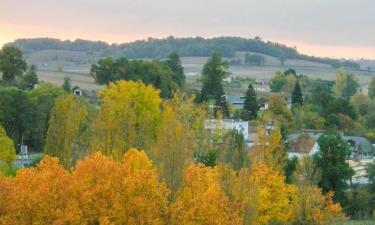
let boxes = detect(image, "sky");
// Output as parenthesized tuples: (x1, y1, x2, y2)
(1, 0, 375, 59)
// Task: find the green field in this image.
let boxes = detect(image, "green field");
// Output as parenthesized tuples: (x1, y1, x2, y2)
(32, 54, 375, 96)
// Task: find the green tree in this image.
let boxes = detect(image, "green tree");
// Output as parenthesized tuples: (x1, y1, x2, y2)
(23, 65, 39, 89)
(292, 80, 303, 106)
(44, 94, 90, 168)
(0, 46, 27, 84)
(199, 52, 229, 102)
(0, 87, 30, 146)
(242, 83, 258, 120)
(166, 53, 185, 88)
(269, 71, 287, 92)
(62, 76, 71, 92)
(0, 125, 16, 167)
(26, 83, 65, 151)
(333, 69, 359, 98)
(314, 134, 354, 203)
(214, 94, 230, 118)
(368, 76, 375, 99)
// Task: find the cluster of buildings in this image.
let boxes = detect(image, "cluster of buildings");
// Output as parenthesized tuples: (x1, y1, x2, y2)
(205, 120, 375, 184)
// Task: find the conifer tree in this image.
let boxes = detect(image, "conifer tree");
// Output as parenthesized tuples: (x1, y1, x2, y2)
(292, 80, 303, 106)
(242, 83, 258, 120)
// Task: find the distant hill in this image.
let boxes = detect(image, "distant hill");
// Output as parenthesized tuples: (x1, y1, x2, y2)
(9, 36, 360, 69)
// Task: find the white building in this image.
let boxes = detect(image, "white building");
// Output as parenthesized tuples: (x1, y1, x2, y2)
(205, 119, 249, 141)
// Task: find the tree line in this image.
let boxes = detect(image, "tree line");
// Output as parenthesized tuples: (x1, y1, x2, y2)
(10, 36, 360, 69)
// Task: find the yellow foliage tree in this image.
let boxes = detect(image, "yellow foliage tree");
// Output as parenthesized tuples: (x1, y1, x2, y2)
(44, 94, 89, 169)
(293, 186, 347, 225)
(0, 125, 16, 167)
(235, 163, 296, 225)
(0, 156, 80, 225)
(170, 164, 241, 225)
(91, 81, 161, 159)
(71, 149, 169, 225)
(251, 124, 286, 172)
(152, 105, 194, 199)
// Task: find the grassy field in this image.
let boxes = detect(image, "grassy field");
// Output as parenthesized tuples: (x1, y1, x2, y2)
(33, 54, 374, 96)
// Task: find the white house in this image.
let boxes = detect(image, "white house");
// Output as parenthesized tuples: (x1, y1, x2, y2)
(205, 119, 249, 141)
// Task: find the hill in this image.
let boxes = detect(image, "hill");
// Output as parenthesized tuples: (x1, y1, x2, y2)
(9, 36, 360, 70)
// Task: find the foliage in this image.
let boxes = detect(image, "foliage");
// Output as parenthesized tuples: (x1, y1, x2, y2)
(244, 53, 265, 66)
(0, 87, 31, 145)
(237, 163, 296, 225)
(166, 53, 185, 87)
(270, 71, 287, 92)
(198, 52, 229, 102)
(151, 105, 194, 199)
(292, 80, 303, 106)
(44, 94, 90, 168)
(0, 126, 16, 167)
(242, 83, 258, 120)
(368, 76, 375, 99)
(293, 185, 347, 225)
(90, 57, 179, 98)
(314, 134, 355, 203)
(11, 37, 360, 69)
(22, 64, 39, 89)
(333, 69, 359, 99)
(62, 76, 71, 92)
(91, 80, 161, 159)
(169, 164, 241, 225)
(0, 46, 26, 84)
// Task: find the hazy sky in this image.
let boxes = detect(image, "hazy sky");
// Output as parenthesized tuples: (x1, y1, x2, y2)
(1, 0, 375, 59)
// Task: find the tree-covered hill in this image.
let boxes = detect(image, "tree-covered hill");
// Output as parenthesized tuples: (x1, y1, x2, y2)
(9, 36, 360, 69)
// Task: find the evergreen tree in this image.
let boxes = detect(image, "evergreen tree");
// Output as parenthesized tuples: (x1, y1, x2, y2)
(23, 65, 39, 89)
(292, 80, 303, 106)
(62, 76, 71, 92)
(199, 52, 229, 102)
(166, 53, 185, 88)
(242, 83, 258, 120)
(214, 94, 230, 118)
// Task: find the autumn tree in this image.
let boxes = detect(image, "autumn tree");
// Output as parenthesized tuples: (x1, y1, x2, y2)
(268, 94, 292, 121)
(333, 69, 359, 98)
(293, 186, 347, 225)
(0, 46, 26, 84)
(151, 105, 194, 199)
(350, 92, 371, 116)
(0, 156, 80, 225)
(170, 164, 241, 225)
(71, 150, 169, 225)
(90, 81, 161, 159)
(242, 83, 258, 120)
(0, 125, 16, 167)
(251, 124, 287, 172)
(235, 163, 296, 225)
(44, 94, 90, 168)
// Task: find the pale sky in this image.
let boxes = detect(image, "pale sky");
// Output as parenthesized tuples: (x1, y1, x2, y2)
(1, 0, 375, 59)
